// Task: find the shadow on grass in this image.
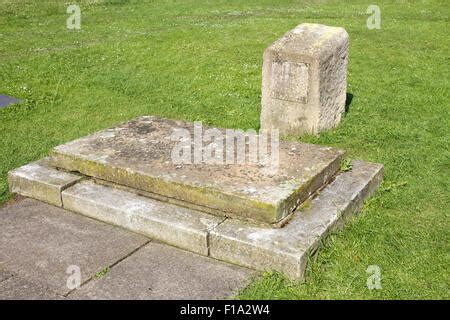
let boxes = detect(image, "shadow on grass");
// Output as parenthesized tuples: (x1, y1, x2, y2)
(345, 92, 353, 113)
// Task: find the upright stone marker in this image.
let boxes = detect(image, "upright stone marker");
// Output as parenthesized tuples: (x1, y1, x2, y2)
(261, 23, 349, 135)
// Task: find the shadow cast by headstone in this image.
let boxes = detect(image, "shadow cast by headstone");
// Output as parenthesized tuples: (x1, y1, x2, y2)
(345, 93, 353, 113)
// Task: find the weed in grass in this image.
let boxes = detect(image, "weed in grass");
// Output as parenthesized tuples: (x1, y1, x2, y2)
(95, 267, 110, 278)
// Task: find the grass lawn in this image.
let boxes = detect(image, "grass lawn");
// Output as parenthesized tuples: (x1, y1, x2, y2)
(0, 0, 448, 299)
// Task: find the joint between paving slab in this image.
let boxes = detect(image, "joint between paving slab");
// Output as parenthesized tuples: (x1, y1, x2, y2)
(206, 217, 228, 256)
(59, 176, 86, 207)
(65, 239, 152, 298)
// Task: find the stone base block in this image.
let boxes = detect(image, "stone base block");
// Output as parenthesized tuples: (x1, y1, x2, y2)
(7, 158, 82, 207)
(8, 157, 382, 279)
(62, 181, 224, 256)
(261, 23, 349, 135)
(209, 161, 383, 279)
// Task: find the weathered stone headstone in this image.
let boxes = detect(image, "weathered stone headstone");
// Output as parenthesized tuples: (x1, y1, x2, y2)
(260, 23, 349, 135)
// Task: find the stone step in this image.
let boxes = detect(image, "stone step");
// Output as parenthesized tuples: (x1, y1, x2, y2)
(62, 180, 224, 256)
(49, 116, 344, 225)
(8, 158, 82, 207)
(8, 156, 383, 279)
(210, 160, 383, 279)
(7, 159, 222, 256)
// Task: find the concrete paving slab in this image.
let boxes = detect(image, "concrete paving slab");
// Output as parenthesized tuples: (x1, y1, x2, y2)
(69, 242, 255, 300)
(50, 116, 344, 224)
(62, 180, 224, 256)
(0, 275, 64, 300)
(209, 160, 383, 279)
(0, 198, 148, 295)
(8, 158, 82, 206)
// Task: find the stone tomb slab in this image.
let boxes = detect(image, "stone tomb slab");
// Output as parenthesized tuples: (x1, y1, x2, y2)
(50, 116, 344, 225)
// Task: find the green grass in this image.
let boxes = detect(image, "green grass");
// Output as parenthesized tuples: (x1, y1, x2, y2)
(0, 0, 448, 299)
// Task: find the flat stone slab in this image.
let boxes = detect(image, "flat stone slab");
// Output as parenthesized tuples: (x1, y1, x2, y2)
(8, 158, 82, 206)
(50, 116, 344, 224)
(0, 198, 148, 295)
(62, 180, 224, 256)
(209, 161, 383, 279)
(69, 242, 254, 300)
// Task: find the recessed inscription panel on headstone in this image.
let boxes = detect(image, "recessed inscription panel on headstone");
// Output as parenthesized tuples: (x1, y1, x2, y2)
(270, 61, 309, 103)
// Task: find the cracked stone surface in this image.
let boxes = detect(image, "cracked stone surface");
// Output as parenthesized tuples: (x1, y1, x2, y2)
(5, 158, 382, 281)
(0, 270, 13, 283)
